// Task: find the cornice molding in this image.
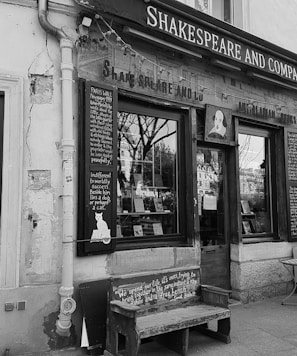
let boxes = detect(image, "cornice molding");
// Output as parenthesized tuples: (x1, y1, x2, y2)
(0, 0, 79, 17)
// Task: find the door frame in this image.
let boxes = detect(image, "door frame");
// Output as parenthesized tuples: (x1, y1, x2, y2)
(197, 142, 231, 288)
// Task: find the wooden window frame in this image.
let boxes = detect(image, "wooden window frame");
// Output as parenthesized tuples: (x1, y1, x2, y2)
(116, 97, 193, 251)
(0, 75, 23, 287)
(77, 81, 194, 255)
(238, 123, 279, 243)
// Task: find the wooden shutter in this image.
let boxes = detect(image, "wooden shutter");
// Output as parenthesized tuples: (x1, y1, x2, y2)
(77, 80, 118, 256)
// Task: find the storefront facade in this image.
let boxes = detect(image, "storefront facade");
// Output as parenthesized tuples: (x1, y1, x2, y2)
(1, 0, 297, 354)
(76, 0, 297, 298)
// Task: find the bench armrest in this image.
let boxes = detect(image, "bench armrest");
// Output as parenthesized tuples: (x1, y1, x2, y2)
(110, 300, 140, 318)
(200, 285, 231, 308)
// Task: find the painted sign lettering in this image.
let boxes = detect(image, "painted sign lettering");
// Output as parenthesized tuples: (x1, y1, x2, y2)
(146, 5, 297, 84)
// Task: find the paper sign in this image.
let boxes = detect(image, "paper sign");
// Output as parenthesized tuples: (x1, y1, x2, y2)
(81, 317, 89, 347)
(203, 195, 217, 210)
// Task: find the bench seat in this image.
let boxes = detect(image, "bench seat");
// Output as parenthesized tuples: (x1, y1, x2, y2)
(137, 304, 230, 339)
(104, 267, 231, 356)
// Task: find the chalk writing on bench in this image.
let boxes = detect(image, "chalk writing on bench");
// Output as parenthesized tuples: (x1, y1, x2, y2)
(112, 270, 199, 306)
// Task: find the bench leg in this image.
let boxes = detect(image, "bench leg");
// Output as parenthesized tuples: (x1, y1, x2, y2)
(194, 318, 231, 344)
(218, 317, 231, 343)
(157, 328, 189, 356)
(126, 331, 141, 356)
(109, 327, 119, 355)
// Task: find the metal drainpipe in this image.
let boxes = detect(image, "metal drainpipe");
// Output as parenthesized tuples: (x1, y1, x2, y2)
(38, 0, 76, 337)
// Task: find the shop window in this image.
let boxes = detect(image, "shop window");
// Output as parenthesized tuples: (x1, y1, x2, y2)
(117, 103, 185, 245)
(212, 0, 245, 27)
(212, 0, 231, 22)
(77, 82, 190, 255)
(176, 0, 244, 27)
(239, 126, 275, 238)
(179, 0, 210, 13)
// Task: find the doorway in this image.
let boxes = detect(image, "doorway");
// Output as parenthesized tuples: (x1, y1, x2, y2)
(197, 146, 230, 289)
(0, 92, 3, 215)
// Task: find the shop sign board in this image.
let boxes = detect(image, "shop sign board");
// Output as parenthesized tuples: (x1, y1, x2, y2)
(77, 80, 118, 256)
(285, 129, 297, 240)
(204, 105, 232, 145)
(75, 0, 297, 86)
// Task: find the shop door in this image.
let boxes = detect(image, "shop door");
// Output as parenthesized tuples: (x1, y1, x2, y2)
(197, 146, 230, 289)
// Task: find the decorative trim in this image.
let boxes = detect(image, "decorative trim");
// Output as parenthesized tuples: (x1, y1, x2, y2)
(0, 74, 23, 288)
(0, 0, 79, 16)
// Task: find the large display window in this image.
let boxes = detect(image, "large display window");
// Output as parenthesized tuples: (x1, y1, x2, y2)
(116, 100, 186, 244)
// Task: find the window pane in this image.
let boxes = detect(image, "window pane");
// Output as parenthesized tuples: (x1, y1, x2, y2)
(239, 134, 272, 235)
(117, 112, 178, 238)
(212, 0, 231, 23)
(176, 0, 210, 13)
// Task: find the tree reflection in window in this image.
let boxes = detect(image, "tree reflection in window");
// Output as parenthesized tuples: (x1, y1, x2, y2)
(117, 111, 179, 237)
(239, 133, 271, 234)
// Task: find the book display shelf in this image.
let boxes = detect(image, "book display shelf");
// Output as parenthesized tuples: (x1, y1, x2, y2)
(117, 171, 176, 238)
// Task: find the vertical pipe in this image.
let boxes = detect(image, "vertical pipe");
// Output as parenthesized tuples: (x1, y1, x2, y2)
(56, 38, 76, 337)
(38, 0, 76, 337)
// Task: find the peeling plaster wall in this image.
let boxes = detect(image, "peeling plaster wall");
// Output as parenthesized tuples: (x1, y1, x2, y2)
(0, 2, 79, 354)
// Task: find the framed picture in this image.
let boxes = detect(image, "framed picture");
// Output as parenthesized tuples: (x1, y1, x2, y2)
(154, 198, 164, 212)
(153, 222, 163, 235)
(133, 225, 143, 237)
(241, 200, 251, 214)
(134, 198, 145, 212)
(242, 220, 252, 234)
(205, 105, 232, 144)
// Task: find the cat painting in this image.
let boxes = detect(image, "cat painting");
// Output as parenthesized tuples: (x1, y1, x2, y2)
(90, 212, 111, 244)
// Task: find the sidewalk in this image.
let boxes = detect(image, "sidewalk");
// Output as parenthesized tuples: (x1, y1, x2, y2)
(23, 295, 297, 356)
(136, 295, 297, 356)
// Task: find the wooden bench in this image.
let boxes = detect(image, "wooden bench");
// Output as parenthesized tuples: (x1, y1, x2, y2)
(104, 267, 231, 356)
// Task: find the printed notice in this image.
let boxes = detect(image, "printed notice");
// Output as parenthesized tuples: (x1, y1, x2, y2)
(289, 185, 297, 237)
(89, 171, 112, 212)
(89, 86, 113, 165)
(287, 131, 297, 181)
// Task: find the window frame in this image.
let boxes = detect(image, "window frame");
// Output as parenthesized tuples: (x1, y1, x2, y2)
(0, 75, 23, 287)
(238, 123, 278, 243)
(116, 96, 190, 250)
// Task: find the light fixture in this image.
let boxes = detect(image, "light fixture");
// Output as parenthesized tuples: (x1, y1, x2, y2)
(211, 59, 241, 72)
(247, 71, 297, 91)
(123, 26, 203, 60)
(82, 16, 92, 28)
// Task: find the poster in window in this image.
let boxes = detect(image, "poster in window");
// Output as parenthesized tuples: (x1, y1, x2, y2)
(134, 198, 145, 213)
(154, 198, 164, 212)
(153, 222, 163, 235)
(133, 225, 143, 237)
(205, 105, 232, 144)
(242, 220, 252, 234)
(241, 200, 251, 214)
